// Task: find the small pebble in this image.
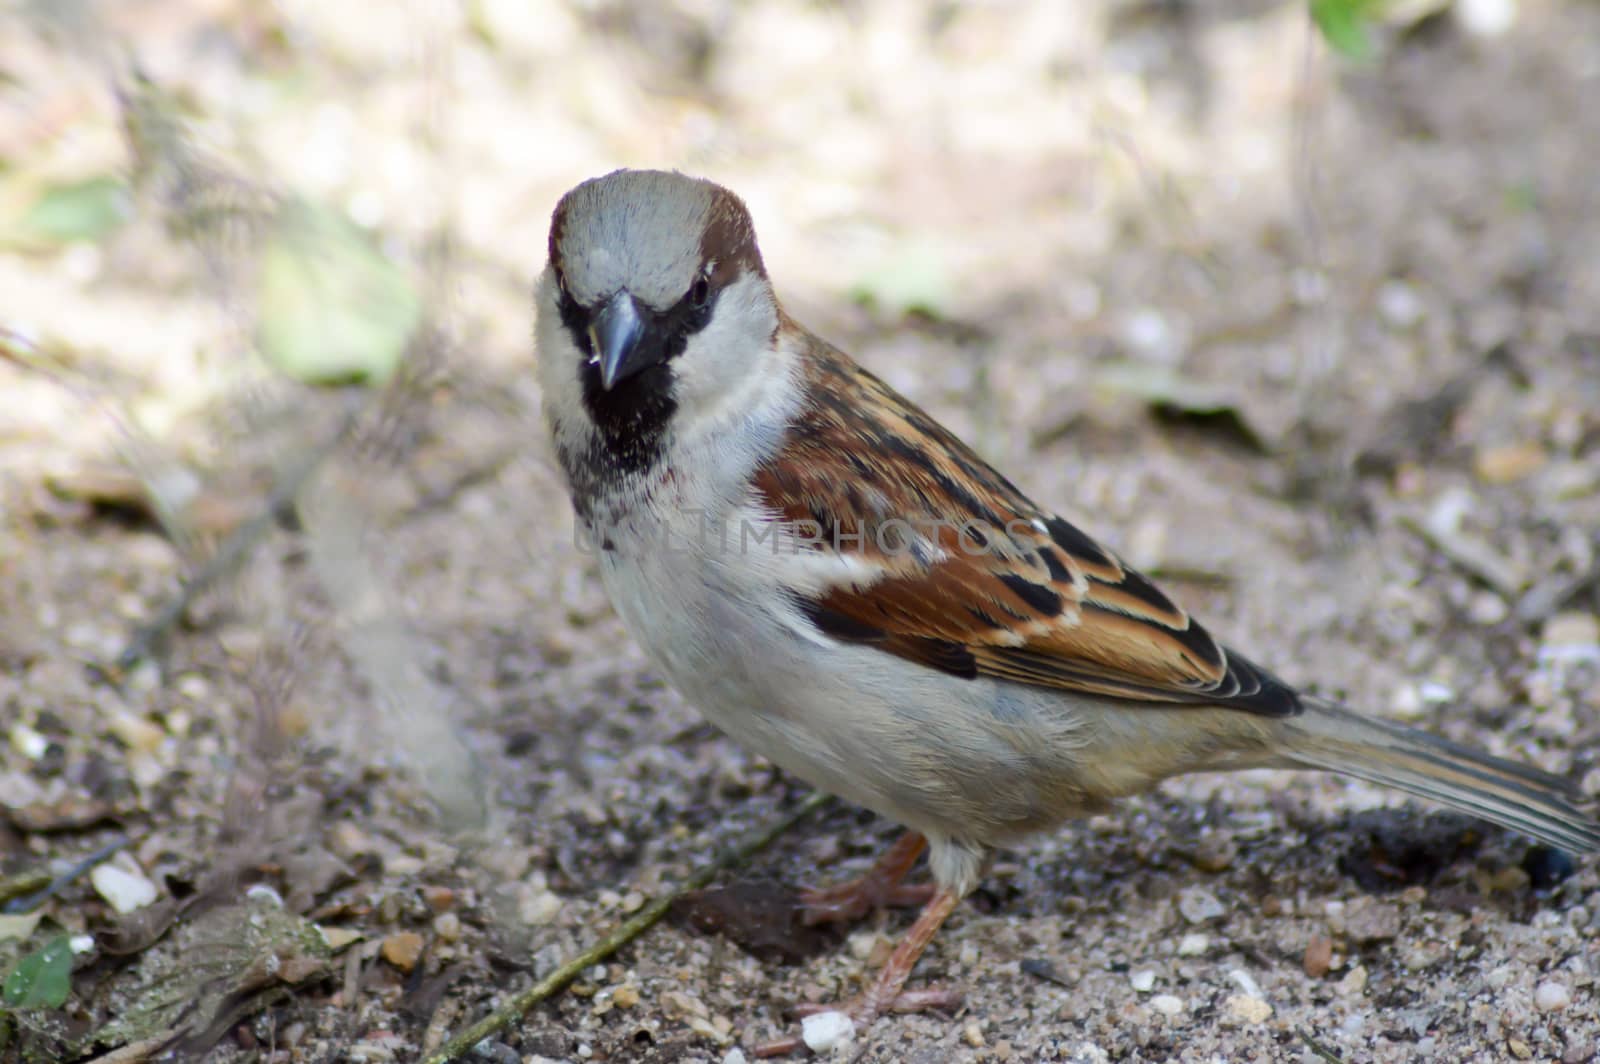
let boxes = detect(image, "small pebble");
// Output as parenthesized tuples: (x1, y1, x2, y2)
(612, 984, 640, 1008)
(1418, 680, 1454, 704)
(8, 724, 48, 760)
(847, 930, 883, 961)
(1303, 935, 1334, 978)
(722, 1051, 748, 1064)
(1474, 441, 1545, 484)
(1227, 969, 1264, 999)
(1338, 965, 1368, 996)
(107, 710, 165, 754)
(380, 932, 424, 972)
(1534, 981, 1571, 1012)
(1467, 591, 1509, 625)
(662, 991, 708, 1019)
(801, 1011, 854, 1052)
(518, 887, 562, 926)
(1377, 279, 1424, 328)
(1177, 887, 1226, 924)
(1177, 933, 1209, 956)
(318, 926, 364, 950)
(1563, 1041, 1597, 1064)
(245, 884, 284, 907)
(963, 1021, 986, 1047)
(432, 912, 461, 943)
(1190, 835, 1236, 873)
(1150, 994, 1184, 1017)
(91, 864, 158, 914)
(1224, 994, 1273, 1024)
(1540, 612, 1600, 666)
(1129, 969, 1156, 993)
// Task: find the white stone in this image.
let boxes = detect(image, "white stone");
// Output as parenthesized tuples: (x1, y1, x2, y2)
(1456, 0, 1516, 36)
(246, 884, 285, 907)
(801, 1011, 855, 1052)
(1178, 887, 1225, 924)
(1130, 969, 1157, 993)
(1534, 981, 1571, 1012)
(721, 1051, 749, 1064)
(8, 724, 48, 760)
(1227, 969, 1264, 999)
(91, 864, 158, 914)
(1150, 994, 1185, 1016)
(1377, 280, 1424, 328)
(1177, 933, 1209, 956)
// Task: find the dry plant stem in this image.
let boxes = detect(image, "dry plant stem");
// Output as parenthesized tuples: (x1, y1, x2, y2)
(2, 837, 125, 915)
(1398, 512, 1524, 599)
(1297, 1028, 1345, 1064)
(421, 791, 830, 1064)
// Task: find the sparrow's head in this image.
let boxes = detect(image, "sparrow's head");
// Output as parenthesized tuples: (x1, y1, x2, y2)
(538, 170, 778, 450)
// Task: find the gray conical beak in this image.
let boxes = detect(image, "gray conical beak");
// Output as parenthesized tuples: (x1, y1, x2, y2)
(590, 290, 648, 390)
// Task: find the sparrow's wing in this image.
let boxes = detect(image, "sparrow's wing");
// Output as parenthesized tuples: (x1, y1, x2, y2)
(755, 332, 1300, 718)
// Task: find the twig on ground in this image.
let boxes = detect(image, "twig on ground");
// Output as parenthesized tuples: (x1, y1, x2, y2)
(422, 792, 831, 1064)
(1, 837, 126, 915)
(1516, 552, 1600, 623)
(1297, 1028, 1344, 1063)
(1398, 511, 1525, 599)
(82, 1037, 168, 1064)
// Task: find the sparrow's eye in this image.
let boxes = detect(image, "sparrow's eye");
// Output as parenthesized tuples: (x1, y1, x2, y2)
(690, 277, 710, 308)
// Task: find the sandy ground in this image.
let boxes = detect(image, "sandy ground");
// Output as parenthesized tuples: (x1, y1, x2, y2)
(1, 1, 1597, 1061)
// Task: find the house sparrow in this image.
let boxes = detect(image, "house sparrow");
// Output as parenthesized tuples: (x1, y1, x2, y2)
(536, 169, 1599, 1053)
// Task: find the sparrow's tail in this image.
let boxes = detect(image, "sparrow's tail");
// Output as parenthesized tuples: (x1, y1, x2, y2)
(1279, 698, 1600, 854)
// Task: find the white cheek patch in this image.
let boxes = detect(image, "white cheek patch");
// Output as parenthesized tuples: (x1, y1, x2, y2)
(668, 272, 783, 433)
(533, 272, 594, 454)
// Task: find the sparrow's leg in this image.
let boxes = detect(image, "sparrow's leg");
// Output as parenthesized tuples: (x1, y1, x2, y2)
(753, 887, 964, 1057)
(797, 831, 934, 925)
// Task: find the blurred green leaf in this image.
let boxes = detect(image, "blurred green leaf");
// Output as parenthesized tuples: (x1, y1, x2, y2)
(2, 934, 73, 1010)
(255, 199, 419, 386)
(1502, 182, 1538, 214)
(848, 237, 950, 319)
(1311, 0, 1386, 59)
(16, 176, 129, 243)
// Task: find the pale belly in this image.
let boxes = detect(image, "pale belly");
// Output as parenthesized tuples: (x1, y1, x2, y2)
(590, 515, 1109, 845)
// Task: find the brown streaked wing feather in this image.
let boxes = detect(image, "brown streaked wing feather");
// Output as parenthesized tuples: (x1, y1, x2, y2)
(757, 327, 1301, 719)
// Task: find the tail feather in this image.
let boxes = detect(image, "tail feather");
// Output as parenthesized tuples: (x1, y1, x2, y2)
(1283, 699, 1600, 854)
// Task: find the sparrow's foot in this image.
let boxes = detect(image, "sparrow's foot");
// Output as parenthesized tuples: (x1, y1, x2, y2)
(752, 887, 963, 1057)
(798, 831, 932, 926)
